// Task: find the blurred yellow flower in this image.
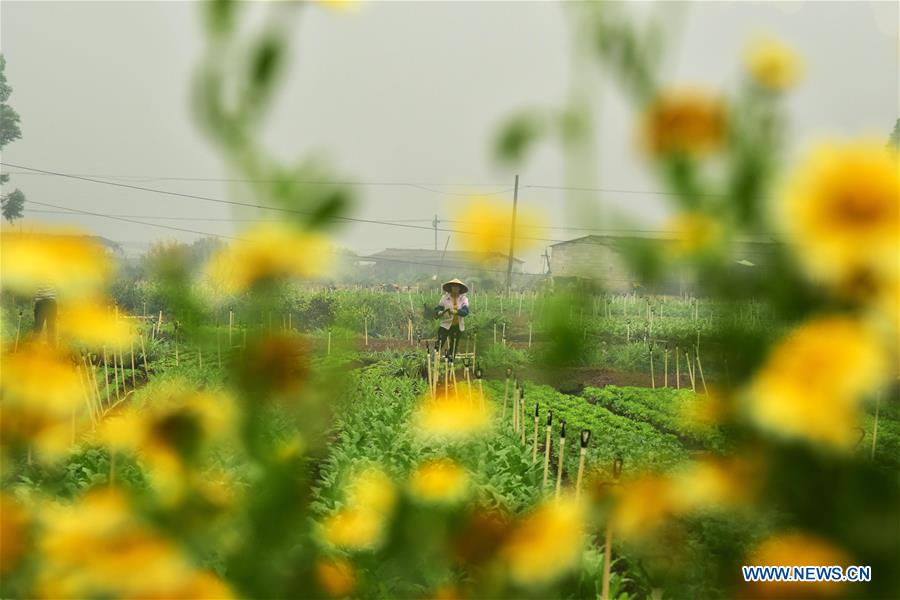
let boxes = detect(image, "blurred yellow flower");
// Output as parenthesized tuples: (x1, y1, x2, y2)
(56, 299, 135, 349)
(748, 315, 887, 448)
(781, 141, 899, 291)
(321, 507, 387, 550)
(641, 89, 727, 157)
(346, 467, 397, 515)
(413, 389, 492, 440)
(409, 458, 469, 504)
(501, 496, 585, 586)
(610, 475, 676, 539)
(669, 458, 753, 511)
(745, 532, 849, 598)
(0, 228, 110, 297)
(315, 558, 356, 598)
(0, 494, 29, 575)
(205, 223, 331, 294)
(745, 36, 803, 91)
(666, 212, 723, 255)
(455, 196, 543, 258)
(0, 345, 84, 459)
(38, 488, 231, 598)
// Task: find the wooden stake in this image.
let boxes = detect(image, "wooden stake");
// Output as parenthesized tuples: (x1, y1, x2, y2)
(503, 373, 510, 420)
(664, 348, 669, 388)
(871, 392, 881, 460)
(528, 322, 532, 348)
(364, 317, 368, 346)
(111, 348, 121, 401)
(601, 458, 623, 600)
(649, 345, 655, 389)
(519, 394, 526, 445)
(130, 338, 136, 388)
(140, 333, 150, 379)
(532, 403, 540, 464)
(575, 430, 591, 500)
(555, 421, 567, 499)
(327, 330, 332, 355)
(676, 346, 680, 389)
(542, 411, 553, 487)
(14, 311, 22, 352)
(696, 350, 709, 396)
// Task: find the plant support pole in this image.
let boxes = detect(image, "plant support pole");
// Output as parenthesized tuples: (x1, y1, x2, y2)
(542, 410, 553, 487)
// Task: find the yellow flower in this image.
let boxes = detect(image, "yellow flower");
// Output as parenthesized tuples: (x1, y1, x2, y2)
(780, 141, 899, 291)
(56, 298, 136, 349)
(748, 315, 887, 448)
(455, 197, 543, 259)
(205, 223, 331, 294)
(500, 496, 585, 586)
(745, 36, 802, 91)
(0, 227, 111, 297)
(409, 458, 469, 504)
(666, 212, 723, 255)
(640, 88, 727, 157)
(345, 467, 396, 515)
(413, 389, 492, 441)
(745, 532, 849, 598)
(669, 458, 753, 511)
(37, 488, 230, 599)
(0, 345, 84, 460)
(610, 475, 676, 539)
(321, 507, 387, 550)
(315, 558, 356, 597)
(0, 494, 29, 575)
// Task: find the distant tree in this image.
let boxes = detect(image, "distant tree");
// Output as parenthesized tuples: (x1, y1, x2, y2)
(888, 118, 900, 151)
(1, 55, 26, 223)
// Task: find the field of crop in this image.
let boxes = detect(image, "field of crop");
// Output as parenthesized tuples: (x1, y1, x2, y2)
(3, 1, 899, 598)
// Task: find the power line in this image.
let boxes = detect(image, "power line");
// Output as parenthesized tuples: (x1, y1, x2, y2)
(3, 168, 514, 196)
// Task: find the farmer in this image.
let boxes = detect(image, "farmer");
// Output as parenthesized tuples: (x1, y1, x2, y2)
(434, 278, 469, 358)
(33, 283, 58, 345)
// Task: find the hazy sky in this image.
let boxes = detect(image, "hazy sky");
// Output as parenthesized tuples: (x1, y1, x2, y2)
(2, 1, 897, 270)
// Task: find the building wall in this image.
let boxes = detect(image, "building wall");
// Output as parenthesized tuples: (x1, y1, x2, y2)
(550, 240, 634, 291)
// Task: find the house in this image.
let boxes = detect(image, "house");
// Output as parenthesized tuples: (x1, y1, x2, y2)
(548, 234, 778, 293)
(362, 248, 525, 289)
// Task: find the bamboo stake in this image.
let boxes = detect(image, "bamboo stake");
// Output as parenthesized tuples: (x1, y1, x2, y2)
(229, 309, 233, 346)
(696, 350, 709, 396)
(512, 380, 518, 432)
(528, 322, 532, 348)
(676, 346, 680, 389)
(118, 348, 126, 394)
(426, 347, 434, 398)
(532, 402, 540, 464)
(465, 363, 472, 405)
(493, 323, 497, 345)
(519, 393, 526, 445)
(198, 348, 203, 369)
(542, 410, 553, 487)
(555, 421, 567, 500)
(140, 333, 150, 379)
(871, 392, 881, 460)
(664, 347, 669, 388)
(503, 370, 510, 420)
(575, 430, 591, 500)
(111, 347, 120, 400)
(686, 350, 696, 392)
(75, 363, 96, 427)
(601, 458, 623, 600)
(517, 293, 522, 316)
(649, 344, 655, 389)
(217, 325, 222, 368)
(130, 338, 136, 388)
(14, 310, 22, 352)
(327, 330, 332, 355)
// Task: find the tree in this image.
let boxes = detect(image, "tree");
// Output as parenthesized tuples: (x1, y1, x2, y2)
(1, 54, 25, 223)
(888, 118, 900, 151)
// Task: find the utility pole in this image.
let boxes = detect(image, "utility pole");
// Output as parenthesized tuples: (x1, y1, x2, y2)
(432, 214, 439, 251)
(506, 175, 519, 296)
